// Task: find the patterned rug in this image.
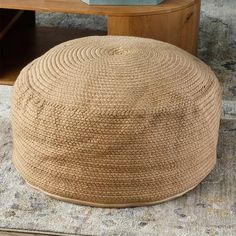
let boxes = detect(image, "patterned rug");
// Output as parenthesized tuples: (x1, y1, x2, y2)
(0, 85, 236, 235)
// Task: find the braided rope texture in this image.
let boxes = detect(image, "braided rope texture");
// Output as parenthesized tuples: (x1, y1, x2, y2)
(11, 36, 222, 208)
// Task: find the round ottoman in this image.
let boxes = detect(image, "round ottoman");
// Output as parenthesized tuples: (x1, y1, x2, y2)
(11, 36, 222, 208)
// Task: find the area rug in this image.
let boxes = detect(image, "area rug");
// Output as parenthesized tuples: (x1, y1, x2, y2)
(0, 85, 236, 236)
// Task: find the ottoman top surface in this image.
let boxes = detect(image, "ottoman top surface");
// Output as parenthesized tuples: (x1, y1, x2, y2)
(17, 36, 215, 113)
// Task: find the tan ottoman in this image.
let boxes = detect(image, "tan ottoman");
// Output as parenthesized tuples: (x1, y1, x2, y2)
(11, 36, 222, 208)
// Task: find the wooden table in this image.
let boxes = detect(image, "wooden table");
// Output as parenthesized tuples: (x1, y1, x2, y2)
(0, 0, 201, 85)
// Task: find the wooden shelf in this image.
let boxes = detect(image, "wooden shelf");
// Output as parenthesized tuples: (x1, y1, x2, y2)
(0, 0, 195, 16)
(0, 26, 106, 85)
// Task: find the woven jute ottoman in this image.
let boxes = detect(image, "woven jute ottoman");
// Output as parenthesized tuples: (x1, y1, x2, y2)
(11, 36, 222, 208)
